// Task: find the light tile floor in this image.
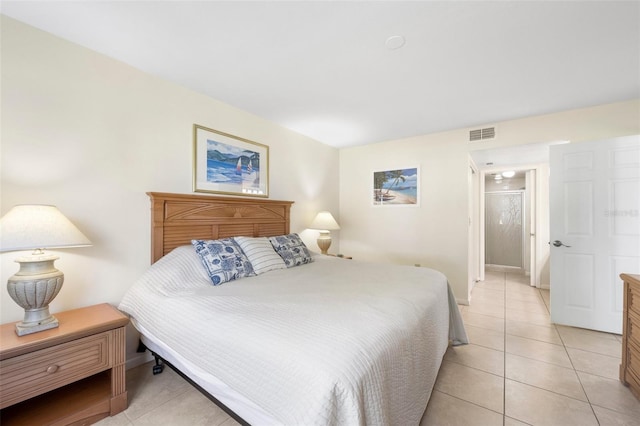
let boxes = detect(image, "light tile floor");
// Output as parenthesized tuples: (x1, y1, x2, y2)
(422, 270, 640, 426)
(98, 270, 640, 425)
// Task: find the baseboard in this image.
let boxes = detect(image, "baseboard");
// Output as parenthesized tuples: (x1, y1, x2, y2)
(540, 283, 550, 290)
(125, 351, 153, 370)
(485, 264, 524, 273)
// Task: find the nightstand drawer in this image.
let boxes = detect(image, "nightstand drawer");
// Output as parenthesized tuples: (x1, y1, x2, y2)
(0, 331, 110, 408)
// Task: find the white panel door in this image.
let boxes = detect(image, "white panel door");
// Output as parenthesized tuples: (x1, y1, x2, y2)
(550, 136, 640, 333)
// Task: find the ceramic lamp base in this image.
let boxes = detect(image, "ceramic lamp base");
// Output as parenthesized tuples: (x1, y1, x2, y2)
(15, 313, 59, 336)
(316, 230, 332, 255)
(7, 253, 64, 336)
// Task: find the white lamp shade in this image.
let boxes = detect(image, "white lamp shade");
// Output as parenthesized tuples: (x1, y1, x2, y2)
(310, 211, 340, 231)
(0, 205, 92, 252)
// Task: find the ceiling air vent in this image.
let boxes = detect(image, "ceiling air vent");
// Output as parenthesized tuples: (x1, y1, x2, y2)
(469, 127, 495, 142)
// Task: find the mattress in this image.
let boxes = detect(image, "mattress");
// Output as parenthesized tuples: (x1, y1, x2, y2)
(119, 245, 468, 425)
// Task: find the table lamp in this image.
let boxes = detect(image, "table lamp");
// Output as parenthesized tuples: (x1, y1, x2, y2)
(309, 211, 340, 254)
(0, 205, 92, 336)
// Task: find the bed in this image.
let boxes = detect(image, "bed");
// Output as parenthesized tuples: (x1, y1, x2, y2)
(119, 192, 468, 426)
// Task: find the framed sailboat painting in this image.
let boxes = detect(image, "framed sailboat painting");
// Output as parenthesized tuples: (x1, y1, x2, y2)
(193, 124, 269, 197)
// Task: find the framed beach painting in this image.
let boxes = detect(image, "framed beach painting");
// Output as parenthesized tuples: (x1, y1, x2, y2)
(193, 124, 269, 197)
(373, 167, 420, 206)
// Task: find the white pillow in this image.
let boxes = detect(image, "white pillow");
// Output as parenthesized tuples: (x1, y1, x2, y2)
(234, 236, 286, 274)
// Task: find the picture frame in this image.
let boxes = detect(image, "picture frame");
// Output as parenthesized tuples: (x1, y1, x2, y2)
(193, 124, 269, 197)
(373, 167, 420, 206)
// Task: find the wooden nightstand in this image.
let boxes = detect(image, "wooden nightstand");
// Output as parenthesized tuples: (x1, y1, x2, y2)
(0, 303, 129, 425)
(620, 273, 640, 401)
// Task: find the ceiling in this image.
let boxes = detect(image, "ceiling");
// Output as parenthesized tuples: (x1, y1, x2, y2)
(2, 1, 639, 148)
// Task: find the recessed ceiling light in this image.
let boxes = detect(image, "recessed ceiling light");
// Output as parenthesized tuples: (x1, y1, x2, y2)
(385, 35, 406, 50)
(502, 171, 515, 178)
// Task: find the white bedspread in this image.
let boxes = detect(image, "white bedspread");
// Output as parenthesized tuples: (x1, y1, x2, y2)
(119, 246, 467, 426)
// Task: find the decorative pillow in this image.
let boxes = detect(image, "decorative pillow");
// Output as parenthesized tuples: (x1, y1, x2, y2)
(234, 236, 287, 275)
(191, 239, 255, 286)
(268, 233, 314, 268)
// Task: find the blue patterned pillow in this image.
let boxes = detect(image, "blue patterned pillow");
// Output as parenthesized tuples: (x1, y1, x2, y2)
(268, 233, 314, 268)
(192, 239, 255, 286)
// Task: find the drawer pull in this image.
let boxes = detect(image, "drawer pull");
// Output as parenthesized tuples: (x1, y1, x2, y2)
(46, 365, 59, 374)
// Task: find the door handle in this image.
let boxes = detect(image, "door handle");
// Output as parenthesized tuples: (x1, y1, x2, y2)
(552, 240, 571, 248)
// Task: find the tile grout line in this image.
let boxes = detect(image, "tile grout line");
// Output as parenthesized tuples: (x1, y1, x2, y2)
(502, 271, 507, 426)
(433, 389, 505, 417)
(538, 287, 602, 425)
(486, 274, 630, 425)
(557, 331, 601, 425)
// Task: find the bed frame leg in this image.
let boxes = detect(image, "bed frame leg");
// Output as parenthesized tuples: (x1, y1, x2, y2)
(136, 339, 165, 375)
(152, 354, 165, 375)
(134, 339, 249, 426)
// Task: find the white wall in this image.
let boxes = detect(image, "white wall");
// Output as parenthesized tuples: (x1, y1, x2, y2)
(339, 99, 640, 303)
(0, 17, 339, 364)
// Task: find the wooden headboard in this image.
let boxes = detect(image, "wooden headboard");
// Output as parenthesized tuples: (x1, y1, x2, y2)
(147, 192, 294, 263)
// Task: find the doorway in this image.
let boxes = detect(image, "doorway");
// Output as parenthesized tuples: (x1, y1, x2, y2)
(469, 141, 563, 294)
(477, 165, 547, 288)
